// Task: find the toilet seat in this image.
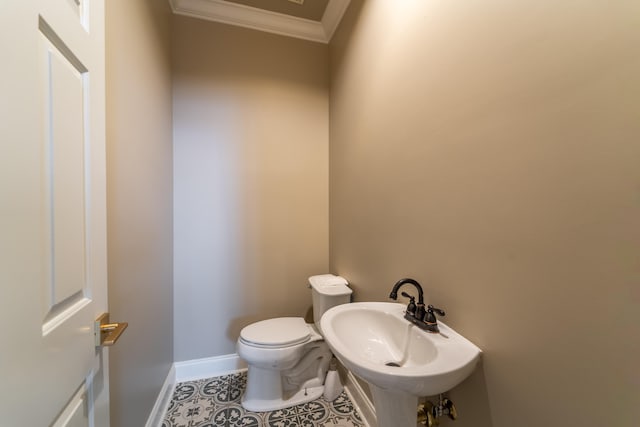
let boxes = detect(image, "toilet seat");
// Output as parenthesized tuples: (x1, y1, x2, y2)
(240, 317, 311, 348)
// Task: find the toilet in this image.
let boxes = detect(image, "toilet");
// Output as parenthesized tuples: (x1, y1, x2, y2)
(237, 274, 352, 412)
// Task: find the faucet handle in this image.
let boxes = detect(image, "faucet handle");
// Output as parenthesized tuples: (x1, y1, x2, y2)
(400, 292, 416, 316)
(423, 305, 445, 333)
(427, 305, 445, 317)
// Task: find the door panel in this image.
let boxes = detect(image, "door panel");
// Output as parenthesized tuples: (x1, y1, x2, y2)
(42, 24, 88, 310)
(52, 384, 89, 427)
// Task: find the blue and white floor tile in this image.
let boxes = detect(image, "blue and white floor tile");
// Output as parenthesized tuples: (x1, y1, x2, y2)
(162, 371, 366, 427)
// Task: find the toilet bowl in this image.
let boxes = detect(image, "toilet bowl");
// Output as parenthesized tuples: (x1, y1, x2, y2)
(237, 275, 352, 412)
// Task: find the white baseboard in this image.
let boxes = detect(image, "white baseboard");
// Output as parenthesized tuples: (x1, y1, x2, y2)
(344, 370, 377, 427)
(145, 364, 176, 427)
(146, 354, 247, 426)
(174, 353, 248, 382)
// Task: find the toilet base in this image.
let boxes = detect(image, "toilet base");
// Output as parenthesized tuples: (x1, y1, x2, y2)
(241, 382, 325, 412)
(238, 326, 334, 412)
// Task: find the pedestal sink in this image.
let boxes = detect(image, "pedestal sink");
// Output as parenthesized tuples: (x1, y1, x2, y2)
(320, 302, 481, 427)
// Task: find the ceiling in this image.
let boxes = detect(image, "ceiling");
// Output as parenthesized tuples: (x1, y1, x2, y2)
(169, 0, 351, 43)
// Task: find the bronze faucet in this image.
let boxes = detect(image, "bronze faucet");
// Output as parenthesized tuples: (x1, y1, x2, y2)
(389, 278, 445, 333)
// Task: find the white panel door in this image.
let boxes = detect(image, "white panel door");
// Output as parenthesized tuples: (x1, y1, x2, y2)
(0, 0, 109, 425)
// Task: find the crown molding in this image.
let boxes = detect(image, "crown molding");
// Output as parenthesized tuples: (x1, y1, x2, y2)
(169, 0, 350, 43)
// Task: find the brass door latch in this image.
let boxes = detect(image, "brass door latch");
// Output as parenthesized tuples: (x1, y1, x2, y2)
(95, 313, 128, 347)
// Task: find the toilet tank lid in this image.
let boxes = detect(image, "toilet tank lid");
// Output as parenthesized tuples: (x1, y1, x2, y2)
(308, 274, 352, 296)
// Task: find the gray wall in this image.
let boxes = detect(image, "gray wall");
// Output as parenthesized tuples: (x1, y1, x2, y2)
(172, 17, 330, 361)
(329, 1, 640, 426)
(105, 0, 174, 425)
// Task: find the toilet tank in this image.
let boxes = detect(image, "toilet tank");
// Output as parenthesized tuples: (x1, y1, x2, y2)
(308, 275, 352, 331)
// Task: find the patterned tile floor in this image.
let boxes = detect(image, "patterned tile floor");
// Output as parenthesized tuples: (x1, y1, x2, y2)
(162, 371, 366, 427)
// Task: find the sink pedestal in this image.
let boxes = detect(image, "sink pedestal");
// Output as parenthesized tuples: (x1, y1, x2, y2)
(370, 384, 418, 427)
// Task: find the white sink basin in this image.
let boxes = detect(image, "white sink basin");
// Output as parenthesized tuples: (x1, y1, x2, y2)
(321, 302, 481, 427)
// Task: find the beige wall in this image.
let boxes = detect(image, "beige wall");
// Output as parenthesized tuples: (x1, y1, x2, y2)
(172, 17, 329, 360)
(329, 1, 640, 426)
(106, 0, 174, 425)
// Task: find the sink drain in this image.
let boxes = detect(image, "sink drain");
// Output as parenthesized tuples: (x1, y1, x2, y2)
(385, 361, 401, 367)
